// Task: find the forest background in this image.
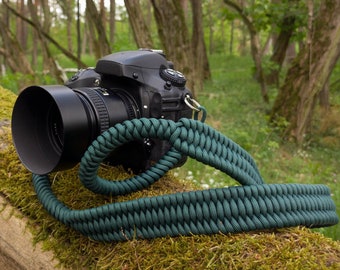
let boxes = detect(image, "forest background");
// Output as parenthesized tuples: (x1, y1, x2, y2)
(0, 0, 339, 240)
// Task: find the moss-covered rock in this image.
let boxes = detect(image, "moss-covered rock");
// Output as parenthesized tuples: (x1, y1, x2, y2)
(0, 86, 16, 120)
(0, 86, 339, 269)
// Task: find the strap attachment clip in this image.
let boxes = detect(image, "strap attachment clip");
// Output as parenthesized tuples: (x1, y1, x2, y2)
(184, 95, 207, 122)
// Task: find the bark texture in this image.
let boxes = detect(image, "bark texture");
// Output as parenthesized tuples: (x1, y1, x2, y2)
(124, 0, 154, 48)
(270, 0, 340, 144)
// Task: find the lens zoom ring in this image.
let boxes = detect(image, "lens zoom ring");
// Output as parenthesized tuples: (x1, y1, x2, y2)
(80, 88, 110, 133)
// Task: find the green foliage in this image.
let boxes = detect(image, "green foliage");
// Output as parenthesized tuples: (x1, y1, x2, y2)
(177, 54, 340, 240)
(0, 73, 34, 94)
(330, 60, 340, 99)
(221, 0, 308, 44)
(1, 52, 339, 240)
(262, 56, 280, 75)
(1, 48, 340, 265)
(111, 21, 138, 52)
(244, 0, 308, 33)
(0, 1, 339, 265)
(0, 85, 339, 269)
(0, 72, 57, 94)
(247, 0, 273, 31)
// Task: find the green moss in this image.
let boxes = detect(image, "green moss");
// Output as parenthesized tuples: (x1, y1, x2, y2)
(0, 85, 16, 119)
(1, 86, 339, 269)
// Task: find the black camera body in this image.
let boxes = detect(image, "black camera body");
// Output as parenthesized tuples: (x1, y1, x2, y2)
(12, 50, 193, 175)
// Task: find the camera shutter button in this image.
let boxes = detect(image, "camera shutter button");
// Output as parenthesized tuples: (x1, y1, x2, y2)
(160, 69, 186, 88)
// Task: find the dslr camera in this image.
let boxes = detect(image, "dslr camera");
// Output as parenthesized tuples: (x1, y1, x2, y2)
(12, 49, 193, 175)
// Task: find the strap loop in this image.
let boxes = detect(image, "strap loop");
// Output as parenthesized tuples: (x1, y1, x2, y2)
(184, 95, 201, 112)
(184, 95, 207, 122)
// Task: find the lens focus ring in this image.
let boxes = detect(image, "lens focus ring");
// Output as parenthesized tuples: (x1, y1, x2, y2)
(78, 88, 110, 133)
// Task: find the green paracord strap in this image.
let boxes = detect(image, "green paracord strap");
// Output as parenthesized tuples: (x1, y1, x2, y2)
(32, 117, 338, 242)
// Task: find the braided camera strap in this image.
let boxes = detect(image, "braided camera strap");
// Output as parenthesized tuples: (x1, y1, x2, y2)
(32, 118, 338, 242)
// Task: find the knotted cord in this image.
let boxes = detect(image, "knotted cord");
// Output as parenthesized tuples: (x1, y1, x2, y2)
(32, 118, 338, 242)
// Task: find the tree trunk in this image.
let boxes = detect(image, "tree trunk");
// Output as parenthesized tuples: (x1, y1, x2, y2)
(190, 0, 211, 81)
(40, 0, 51, 32)
(109, 0, 116, 45)
(208, 0, 214, 54)
(32, 26, 38, 68)
(77, 0, 81, 67)
(86, 0, 111, 58)
(86, 8, 97, 56)
(265, 15, 295, 86)
(124, 0, 154, 48)
(28, 0, 64, 83)
(151, 0, 193, 92)
(224, 0, 269, 103)
(0, 4, 33, 75)
(0, 22, 33, 75)
(229, 20, 234, 55)
(151, 0, 209, 96)
(319, 80, 330, 111)
(100, 0, 106, 32)
(58, 0, 74, 53)
(16, 0, 28, 51)
(270, 0, 340, 144)
(82, 23, 89, 55)
(251, 34, 269, 103)
(66, 11, 73, 54)
(3, 2, 86, 68)
(284, 42, 296, 64)
(238, 21, 248, 56)
(38, 0, 53, 71)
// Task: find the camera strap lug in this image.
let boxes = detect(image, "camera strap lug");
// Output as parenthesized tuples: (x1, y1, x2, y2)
(184, 95, 207, 122)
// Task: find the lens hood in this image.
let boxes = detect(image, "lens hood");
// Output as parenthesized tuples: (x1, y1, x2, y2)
(12, 85, 90, 174)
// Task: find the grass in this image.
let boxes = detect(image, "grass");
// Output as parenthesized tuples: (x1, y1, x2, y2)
(1, 54, 339, 241)
(0, 53, 339, 268)
(175, 54, 340, 240)
(1, 53, 339, 240)
(0, 90, 339, 268)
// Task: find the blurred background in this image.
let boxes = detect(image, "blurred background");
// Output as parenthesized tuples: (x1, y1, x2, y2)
(0, 0, 339, 240)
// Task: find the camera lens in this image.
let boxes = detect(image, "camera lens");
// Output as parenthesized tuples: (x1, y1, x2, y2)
(12, 85, 139, 174)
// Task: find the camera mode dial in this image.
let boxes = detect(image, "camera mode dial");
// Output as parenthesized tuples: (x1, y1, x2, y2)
(160, 69, 186, 88)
